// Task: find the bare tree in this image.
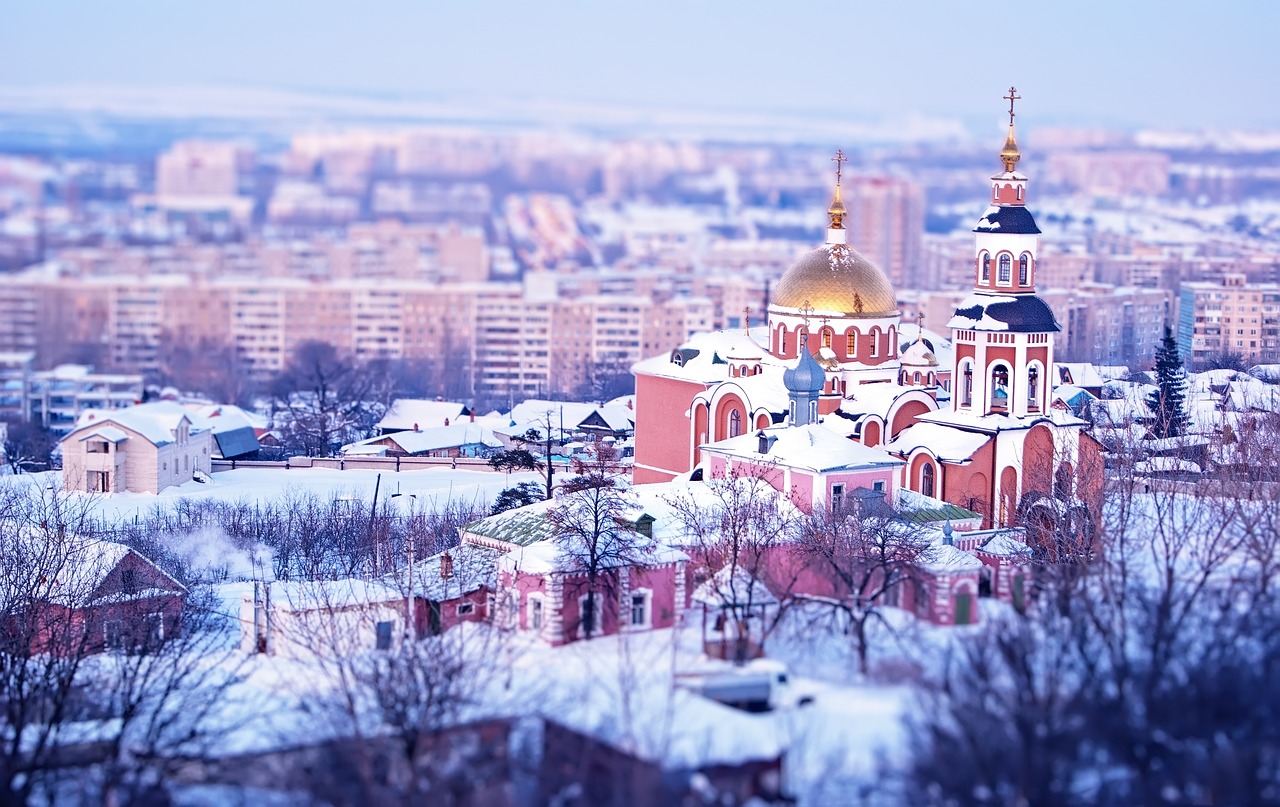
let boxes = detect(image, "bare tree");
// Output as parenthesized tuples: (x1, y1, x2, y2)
(795, 506, 929, 676)
(545, 477, 650, 641)
(271, 340, 393, 457)
(665, 467, 800, 664)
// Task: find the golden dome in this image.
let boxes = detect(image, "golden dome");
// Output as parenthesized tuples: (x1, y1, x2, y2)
(771, 243, 898, 318)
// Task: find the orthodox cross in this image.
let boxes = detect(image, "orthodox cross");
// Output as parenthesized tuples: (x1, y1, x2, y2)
(1003, 86, 1021, 126)
(742, 305, 751, 334)
(799, 300, 814, 329)
(831, 149, 846, 186)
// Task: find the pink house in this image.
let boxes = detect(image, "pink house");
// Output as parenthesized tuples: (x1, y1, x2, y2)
(409, 544, 501, 635)
(699, 423, 903, 514)
(461, 497, 690, 646)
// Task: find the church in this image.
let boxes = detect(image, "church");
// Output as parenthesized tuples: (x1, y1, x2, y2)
(632, 97, 1104, 533)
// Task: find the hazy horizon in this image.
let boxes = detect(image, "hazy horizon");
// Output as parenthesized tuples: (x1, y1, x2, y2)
(3, 0, 1278, 133)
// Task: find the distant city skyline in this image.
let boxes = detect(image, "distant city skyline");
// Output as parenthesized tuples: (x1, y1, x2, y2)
(3, 0, 1278, 133)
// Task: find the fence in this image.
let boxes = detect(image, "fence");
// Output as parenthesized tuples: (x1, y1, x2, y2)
(212, 456, 496, 474)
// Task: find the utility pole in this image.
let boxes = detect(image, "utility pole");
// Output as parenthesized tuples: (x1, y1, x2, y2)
(391, 492, 418, 641)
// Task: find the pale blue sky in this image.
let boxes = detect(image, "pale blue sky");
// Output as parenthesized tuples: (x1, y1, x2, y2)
(3, 0, 1276, 129)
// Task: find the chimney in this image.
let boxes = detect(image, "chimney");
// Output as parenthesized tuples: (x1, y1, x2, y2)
(470, 411, 476, 423)
(440, 553, 454, 579)
(757, 430, 771, 455)
(444, 417, 450, 427)
(413, 422, 419, 432)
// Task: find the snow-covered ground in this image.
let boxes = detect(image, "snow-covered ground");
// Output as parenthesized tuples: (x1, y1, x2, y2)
(16, 466, 541, 525)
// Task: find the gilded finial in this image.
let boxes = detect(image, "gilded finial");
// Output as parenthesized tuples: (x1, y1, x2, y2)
(916, 311, 926, 343)
(828, 149, 847, 229)
(743, 305, 751, 335)
(1001, 87, 1022, 173)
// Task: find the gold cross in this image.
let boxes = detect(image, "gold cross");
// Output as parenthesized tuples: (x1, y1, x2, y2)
(742, 305, 751, 335)
(799, 300, 814, 329)
(831, 149, 846, 186)
(1003, 86, 1021, 126)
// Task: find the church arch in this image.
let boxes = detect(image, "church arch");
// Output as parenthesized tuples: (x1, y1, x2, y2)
(999, 466, 1019, 527)
(958, 359, 975, 408)
(863, 419, 882, 448)
(988, 361, 1013, 413)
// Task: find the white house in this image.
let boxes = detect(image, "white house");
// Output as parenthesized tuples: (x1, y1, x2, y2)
(60, 401, 214, 494)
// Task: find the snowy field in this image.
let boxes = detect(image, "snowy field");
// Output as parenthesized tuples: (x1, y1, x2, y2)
(15, 467, 541, 526)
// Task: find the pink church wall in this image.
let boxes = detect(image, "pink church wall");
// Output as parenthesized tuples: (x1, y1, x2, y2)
(634, 374, 707, 483)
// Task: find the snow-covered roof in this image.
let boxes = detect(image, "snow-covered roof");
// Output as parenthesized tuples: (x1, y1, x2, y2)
(1053, 363, 1108, 389)
(701, 424, 902, 475)
(917, 541, 983, 573)
(406, 544, 501, 601)
(838, 383, 919, 421)
(975, 531, 1033, 558)
(78, 425, 129, 444)
(343, 423, 501, 455)
(973, 204, 1041, 234)
(1134, 457, 1202, 475)
(692, 565, 779, 608)
(188, 403, 269, 433)
(632, 327, 784, 384)
(883, 421, 991, 463)
(269, 579, 404, 611)
(376, 399, 470, 432)
(66, 401, 208, 447)
(498, 531, 688, 576)
(948, 293, 1060, 334)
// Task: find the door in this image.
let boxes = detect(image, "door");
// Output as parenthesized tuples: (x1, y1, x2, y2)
(954, 593, 973, 625)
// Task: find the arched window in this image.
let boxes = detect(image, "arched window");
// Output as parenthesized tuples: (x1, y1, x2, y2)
(780, 327, 789, 355)
(980, 252, 991, 282)
(821, 328, 832, 349)
(991, 365, 1010, 411)
(998, 254, 1012, 284)
(809, 400, 818, 422)
(870, 328, 880, 358)
(1027, 365, 1040, 410)
(921, 462, 935, 498)
(847, 330, 858, 357)
(1019, 253, 1030, 285)
(913, 371, 922, 384)
(729, 409, 742, 437)
(961, 362, 974, 407)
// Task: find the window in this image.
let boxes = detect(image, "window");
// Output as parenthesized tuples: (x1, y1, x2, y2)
(104, 620, 123, 651)
(991, 366, 1010, 410)
(998, 254, 1012, 284)
(847, 331, 857, 356)
(121, 568, 138, 595)
(628, 590, 651, 628)
(87, 440, 108, 454)
(872, 479, 886, 493)
(579, 594, 599, 636)
(528, 596, 544, 631)
(1028, 366, 1040, 410)
(821, 329, 832, 349)
(870, 329, 880, 358)
(1019, 253, 1030, 285)
(980, 252, 991, 282)
(455, 602, 475, 616)
(921, 463, 935, 498)
(832, 483, 845, 512)
(729, 409, 742, 438)
(142, 613, 165, 652)
(961, 363, 973, 407)
(375, 621, 394, 650)
(809, 400, 818, 422)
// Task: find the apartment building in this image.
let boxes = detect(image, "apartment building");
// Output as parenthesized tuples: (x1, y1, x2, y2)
(844, 176, 925, 291)
(1179, 274, 1280, 366)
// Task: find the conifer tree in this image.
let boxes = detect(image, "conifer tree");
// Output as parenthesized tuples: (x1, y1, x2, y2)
(1147, 325, 1189, 438)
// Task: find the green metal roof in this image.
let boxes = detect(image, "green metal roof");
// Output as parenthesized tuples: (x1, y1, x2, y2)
(897, 503, 982, 525)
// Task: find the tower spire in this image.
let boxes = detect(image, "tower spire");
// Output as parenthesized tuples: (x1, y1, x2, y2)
(1000, 87, 1022, 173)
(828, 149, 847, 229)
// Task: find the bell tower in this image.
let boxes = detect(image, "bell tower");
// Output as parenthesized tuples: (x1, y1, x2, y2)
(948, 88, 1059, 419)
